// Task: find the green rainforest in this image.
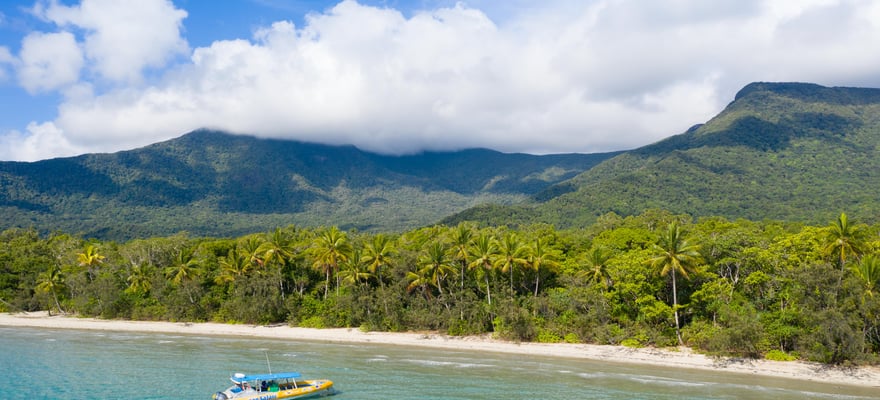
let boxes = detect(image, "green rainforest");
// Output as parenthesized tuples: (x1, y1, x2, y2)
(3, 210, 879, 365)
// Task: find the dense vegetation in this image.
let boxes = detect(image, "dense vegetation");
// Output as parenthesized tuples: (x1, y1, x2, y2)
(0, 130, 616, 240)
(3, 210, 879, 365)
(5, 82, 880, 242)
(445, 82, 880, 228)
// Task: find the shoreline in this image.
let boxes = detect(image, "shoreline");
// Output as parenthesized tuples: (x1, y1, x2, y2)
(2, 312, 879, 389)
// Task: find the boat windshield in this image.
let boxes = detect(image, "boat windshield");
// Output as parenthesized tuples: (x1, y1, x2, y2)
(230, 372, 303, 393)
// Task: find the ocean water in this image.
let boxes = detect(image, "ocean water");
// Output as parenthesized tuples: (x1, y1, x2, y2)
(1, 326, 876, 400)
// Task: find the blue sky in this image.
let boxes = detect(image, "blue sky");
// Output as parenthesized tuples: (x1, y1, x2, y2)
(2, 0, 880, 161)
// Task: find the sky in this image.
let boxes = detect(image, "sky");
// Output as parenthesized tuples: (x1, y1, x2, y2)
(1, 0, 880, 161)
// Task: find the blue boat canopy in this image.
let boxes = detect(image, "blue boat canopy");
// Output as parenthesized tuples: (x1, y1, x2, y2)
(231, 372, 302, 383)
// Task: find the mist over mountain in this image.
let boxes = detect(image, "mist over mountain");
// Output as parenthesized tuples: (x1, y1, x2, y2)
(3, 82, 878, 240)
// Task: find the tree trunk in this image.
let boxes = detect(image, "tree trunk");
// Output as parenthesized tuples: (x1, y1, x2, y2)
(52, 290, 64, 315)
(672, 268, 683, 345)
(534, 271, 540, 297)
(279, 278, 285, 301)
(324, 270, 330, 300)
(486, 276, 492, 305)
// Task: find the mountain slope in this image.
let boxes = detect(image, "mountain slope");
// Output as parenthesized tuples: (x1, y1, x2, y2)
(0, 130, 617, 239)
(444, 82, 880, 227)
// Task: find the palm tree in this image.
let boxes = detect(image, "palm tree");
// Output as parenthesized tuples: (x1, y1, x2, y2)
(77, 244, 105, 266)
(363, 233, 396, 315)
(125, 262, 153, 296)
(417, 241, 456, 296)
(852, 254, 880, 298)
(580, 247, 614, 290)
(215, 247, 253, 286)
(528, 238, 559, 296)
(468, 233, 498, 305)
(164, 247, 202, 304)
(35, 266, 66, 314)
(406, 267, 432, 297)
(825, 213, 867, 269)
(311, 227, 352, 299)
(77, 244, 105, 281)
(449, 223, 474, 290)
(239, 235, 267, 272)
(363, 234, 396, 288)
(257, 228, 296, 300)
(646, 222, 703, 345)
(339, 248, 373, 288)
(165, 248, 200, 285)
(494, 232, 528, 294)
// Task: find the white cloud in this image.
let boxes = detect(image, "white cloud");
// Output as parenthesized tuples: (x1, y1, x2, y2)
(6, 0, 880, 161)
(0, 122, 84, 161)
(36, 0, 188, 83)
(0, 46, 14, 81)
(17, 31, 83, 93)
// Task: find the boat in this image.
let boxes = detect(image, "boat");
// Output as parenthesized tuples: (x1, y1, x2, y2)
(212, 371, 334, 400)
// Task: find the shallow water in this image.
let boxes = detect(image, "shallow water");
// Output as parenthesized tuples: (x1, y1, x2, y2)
(1, 326, 877, 399)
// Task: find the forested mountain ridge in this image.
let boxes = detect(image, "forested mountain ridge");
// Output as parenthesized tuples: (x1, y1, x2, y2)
(444, 82, 880, 228)
(0, 130, 617, 240)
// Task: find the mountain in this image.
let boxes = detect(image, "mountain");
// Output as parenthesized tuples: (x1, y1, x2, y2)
(443, 82, 880, 228)
(0, 130, 618, 239)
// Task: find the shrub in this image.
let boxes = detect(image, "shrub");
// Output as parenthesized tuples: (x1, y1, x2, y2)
(765, 349, 797, 361)
(537, 328, 562, 343)
(298, 316, 326, 329)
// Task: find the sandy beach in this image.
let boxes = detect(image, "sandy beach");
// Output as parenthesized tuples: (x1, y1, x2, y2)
(2, 311, 878, 389)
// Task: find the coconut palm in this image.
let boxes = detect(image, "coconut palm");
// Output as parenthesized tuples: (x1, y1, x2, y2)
(214, 247, 252, 286)
(77, 244, 105, 281)
(580, 247, 614, 290)
(646, 222, 703, 345)
(449, 223, 475, 290)
(311, 227, 352, 299)
(468, 233, 498, 305)
(35, 266, 66, 314)
(239, 235, 267, 272)
(406, 267, 432, 297)
(416, 241, 456, 296)
(852, 254, 880, 298)
(494, 232, 529, 294)
(164, 247, 202, 304)
(363, 234, 396, 288)
(165, 248, 201, 285)
(77, 244, 105, 266)
(528, 238, 559, 296)
(259, 228, 295, 266)
(125, 262, 153, 296)
(825, 213, 867, 269)
(257, 227, 297, 300)
(340, 248, 374, 287)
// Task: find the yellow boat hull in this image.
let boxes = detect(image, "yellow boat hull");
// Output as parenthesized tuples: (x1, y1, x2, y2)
(214, 379, 334, 400)
(273, 380, 334, 399)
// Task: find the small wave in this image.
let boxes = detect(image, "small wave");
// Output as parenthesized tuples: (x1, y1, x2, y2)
(627, 374, 708, 387)
(402, 359, 494, 369)
(576, 371, 613, 380)
(577, 371, 708, 388)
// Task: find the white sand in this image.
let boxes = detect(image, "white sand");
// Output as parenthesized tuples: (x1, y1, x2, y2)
(2, 311, 879, 388)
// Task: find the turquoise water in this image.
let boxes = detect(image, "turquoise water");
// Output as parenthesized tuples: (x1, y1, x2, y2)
(1, 326, 877, 400)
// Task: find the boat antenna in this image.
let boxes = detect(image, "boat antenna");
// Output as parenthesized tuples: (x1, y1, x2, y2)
(265, 351, 272, 374)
